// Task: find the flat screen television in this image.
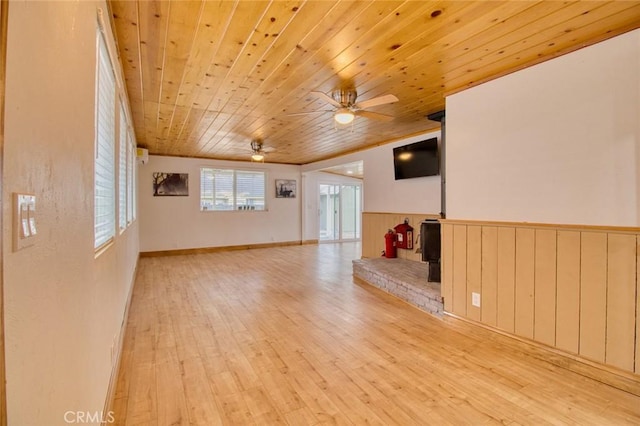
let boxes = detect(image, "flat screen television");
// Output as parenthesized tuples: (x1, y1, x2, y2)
(393, 137, 439, 180)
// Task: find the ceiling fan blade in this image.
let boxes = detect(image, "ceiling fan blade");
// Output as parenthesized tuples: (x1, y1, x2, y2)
(263, 147, 276, 153)
(310, 91, 342, 108)
(355, 110, 395, 122)
(354, 94, 399, 110)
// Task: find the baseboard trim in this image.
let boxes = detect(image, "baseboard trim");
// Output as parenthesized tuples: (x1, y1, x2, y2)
(444, 312, 640, 396)
(140, 240, 308, 257)
(102, 255, 139, 425)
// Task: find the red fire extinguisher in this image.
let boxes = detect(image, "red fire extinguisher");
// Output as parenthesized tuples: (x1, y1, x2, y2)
(394, 219, 414, 250)
(384, 230, 397, 258)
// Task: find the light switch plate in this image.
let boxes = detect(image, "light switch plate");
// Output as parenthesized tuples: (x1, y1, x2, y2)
(13, 193, 36, 251)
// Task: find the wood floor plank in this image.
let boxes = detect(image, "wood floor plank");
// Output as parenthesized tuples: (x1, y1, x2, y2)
(124, 362, 157, 425)
(112, 243, 640, 425)
(155, 353, 190, 426)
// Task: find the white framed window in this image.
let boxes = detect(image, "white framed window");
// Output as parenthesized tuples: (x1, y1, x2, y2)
(95, 29, 116, 249)
(118, 102, 127, 231)
(127, 132, 134, 223)
(200, 168, 265, 211)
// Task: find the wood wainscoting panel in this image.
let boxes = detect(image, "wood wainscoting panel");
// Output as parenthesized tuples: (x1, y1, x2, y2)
(481, 227, 498, 327)
(361, 213, 373, 256)
(442, 223, 454, 312)
(606, 233, 637, 372)
(637, 235, 640, 374)
(0, 0, 6, 422)
(361, 213, 385, 258)
(555, 231, 581, 354)
(533, 229, 557, 347)
(514, 228, 535, 340)
(496, 227, 516, 333)
(466, 226, 482, 321)
(634, 235, 640, 374)
(452, 225, 468, 317)
(579, 232, 608, 363)
(441, 219, 640, 375)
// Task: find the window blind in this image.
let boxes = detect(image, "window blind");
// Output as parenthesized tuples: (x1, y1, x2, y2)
(213, 169, 234, 210)
(200, 168, 265, 211)
(95, 31, 116, 249)
(118, 103, 127, 230)
(127, 133, 134, 223)
(200, 168, 215, 210)
(236, 170, 265, 210)
(130, 133, 137, 221)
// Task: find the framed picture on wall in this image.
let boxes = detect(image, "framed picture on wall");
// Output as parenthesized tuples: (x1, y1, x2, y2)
(275, 179, 296, 198)
(152, 172, 189, 196)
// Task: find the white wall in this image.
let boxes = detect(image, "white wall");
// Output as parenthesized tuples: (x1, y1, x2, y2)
(3, 2, 139, 425)
(361, 133, 441, 214)
(139, 155, 301, 252)
(447, 29, 640, 227)
(302, 130, 442, 230)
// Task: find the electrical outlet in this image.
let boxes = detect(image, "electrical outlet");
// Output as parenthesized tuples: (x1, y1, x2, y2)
(472, 292, 481, 307)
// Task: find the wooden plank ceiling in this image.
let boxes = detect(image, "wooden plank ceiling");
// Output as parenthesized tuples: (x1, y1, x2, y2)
(108, 1, 640, 165)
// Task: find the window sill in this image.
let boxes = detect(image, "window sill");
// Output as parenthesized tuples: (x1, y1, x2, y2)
(94, 238, 114, 258)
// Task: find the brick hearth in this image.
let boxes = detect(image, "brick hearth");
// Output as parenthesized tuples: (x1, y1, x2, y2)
(352, 257, 443, 317)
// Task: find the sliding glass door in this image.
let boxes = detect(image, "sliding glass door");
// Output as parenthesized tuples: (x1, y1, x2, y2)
(340, 184, 361, 240)
(319, 184, 339, 241)
(319, 183, 361, 242)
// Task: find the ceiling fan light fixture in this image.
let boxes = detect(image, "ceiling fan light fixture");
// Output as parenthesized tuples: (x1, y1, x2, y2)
(250, 139, 265, 162)
(334, 108, 355, 125)
(251, 153, 264, 162)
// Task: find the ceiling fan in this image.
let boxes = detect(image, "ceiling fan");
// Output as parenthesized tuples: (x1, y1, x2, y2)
(249, 139, 275, 162)
(290, 88, 399, 124)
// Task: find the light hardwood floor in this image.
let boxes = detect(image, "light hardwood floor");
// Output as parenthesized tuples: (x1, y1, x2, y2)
(113, 243, 640, 425)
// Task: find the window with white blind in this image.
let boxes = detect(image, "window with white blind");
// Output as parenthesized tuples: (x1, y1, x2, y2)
(95, 30, 116, 249)
(131, 140, 137, 221)
(118, 102, 127, 231)
(200, 168, 265, 211)
(127, 133, 134, 223)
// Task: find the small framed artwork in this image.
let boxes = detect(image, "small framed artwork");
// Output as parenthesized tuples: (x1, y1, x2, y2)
(153, 172, 189, 196)
(275, 179, 296, 198)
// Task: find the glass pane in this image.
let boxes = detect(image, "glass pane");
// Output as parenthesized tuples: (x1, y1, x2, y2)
(341, 185, 357, 240)
(319, 185, 330, 240)
(201, 168, 265, 211)
(131, 135, 137, 220)
(332, 185, 340, 240)
(118, 104, 127, 230)
(200, 168, 215, 210)
(236, 171, 265, 211)
(126, 136, 134, 222)
(319, 185, 326, 238)
(320, 183, 361, 242)
(319, 184, 340, 241)
(354, 185, 361, 239)
(213, 169, 234, 210)
(94, 32, 116, 248)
